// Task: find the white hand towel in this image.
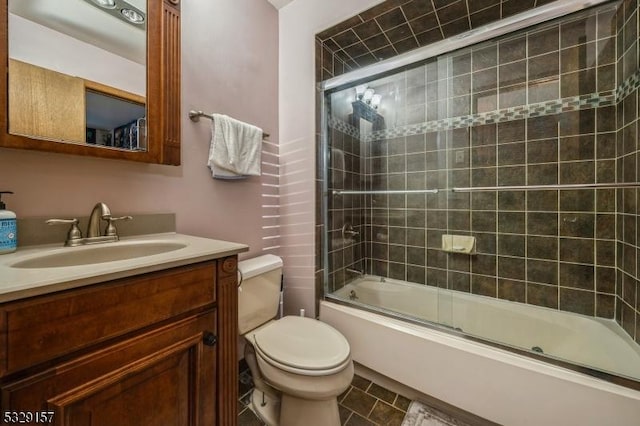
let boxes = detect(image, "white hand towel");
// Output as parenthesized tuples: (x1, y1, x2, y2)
(209, 162, 247, 180)
(208, 114, 262, 177)
(207, 120, 245, 179)
(208, 121, 245, 179)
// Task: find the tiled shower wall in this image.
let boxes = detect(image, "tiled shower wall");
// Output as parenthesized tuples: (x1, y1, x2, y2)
(616, 0, 640, 341)
(316, 0, 557, 81)
(317, 0, 640, 344)
(328, 4, 620, 316)
(327, 127, 366, 289)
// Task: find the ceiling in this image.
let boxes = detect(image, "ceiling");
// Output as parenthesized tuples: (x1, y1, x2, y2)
(316, 0, 558, 78)
(267, 0, 295, 10)
(9, 0, 146, 64)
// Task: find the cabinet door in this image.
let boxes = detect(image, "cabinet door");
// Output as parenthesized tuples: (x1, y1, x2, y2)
(1, 311, 216, 426)
(8, 59, 86, 143)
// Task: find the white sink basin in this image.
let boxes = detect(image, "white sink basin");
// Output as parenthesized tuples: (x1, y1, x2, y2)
(10, 241, 187, 269)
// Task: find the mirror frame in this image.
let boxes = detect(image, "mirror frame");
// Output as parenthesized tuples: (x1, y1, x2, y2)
(0, 0, 181, 165)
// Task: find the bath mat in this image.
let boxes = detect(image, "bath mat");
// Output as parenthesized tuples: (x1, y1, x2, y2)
(401, 401, 469, 426)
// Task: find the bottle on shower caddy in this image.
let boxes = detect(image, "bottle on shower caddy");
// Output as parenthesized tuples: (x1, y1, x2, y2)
(0, 191, 17, 254)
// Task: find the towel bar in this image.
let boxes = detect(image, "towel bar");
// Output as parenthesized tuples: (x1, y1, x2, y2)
(188, 110, 270, 139)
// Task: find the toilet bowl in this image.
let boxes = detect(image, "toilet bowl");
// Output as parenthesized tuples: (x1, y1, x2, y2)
(238, 255, 354, 426)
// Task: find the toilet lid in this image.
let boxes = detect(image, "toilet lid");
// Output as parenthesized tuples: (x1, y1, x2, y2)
(253, 316, 350, 372)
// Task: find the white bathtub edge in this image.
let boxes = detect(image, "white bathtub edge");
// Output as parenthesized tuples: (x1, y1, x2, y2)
(320, 300, 640, 426)
(328, 302, 639, 396)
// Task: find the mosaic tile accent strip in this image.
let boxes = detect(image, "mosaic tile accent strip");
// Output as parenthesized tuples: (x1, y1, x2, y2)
(616, 70, 640, 100)
(327, 70, 640, 143)
(372, 92, 612, 140)
(329, 116, 360, 139)
(361, 76, 636, 141)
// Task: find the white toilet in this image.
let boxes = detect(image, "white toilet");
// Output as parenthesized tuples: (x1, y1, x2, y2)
(238, 254, 354, 426)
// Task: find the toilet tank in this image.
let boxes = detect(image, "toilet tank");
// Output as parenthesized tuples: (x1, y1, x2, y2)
(238, 254, 283, 335)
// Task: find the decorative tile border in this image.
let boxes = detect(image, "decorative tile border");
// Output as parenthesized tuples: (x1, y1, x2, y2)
(366, 87, 618, 141)
(616, 70, 640, 100)
(329, 116, 360, 139)
(328, 70, 640, 142)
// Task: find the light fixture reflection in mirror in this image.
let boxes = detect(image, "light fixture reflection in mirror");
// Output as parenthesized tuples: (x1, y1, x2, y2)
(91, 0, 116, 9)
(121, 8, 145, 24)
(82, 0, 147, 29)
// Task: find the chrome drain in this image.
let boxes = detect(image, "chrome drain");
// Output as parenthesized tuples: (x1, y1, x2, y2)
(531, 346, 544, 354)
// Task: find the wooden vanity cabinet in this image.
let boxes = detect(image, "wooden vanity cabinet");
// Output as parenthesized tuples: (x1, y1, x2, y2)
(0, 256, 239, 426)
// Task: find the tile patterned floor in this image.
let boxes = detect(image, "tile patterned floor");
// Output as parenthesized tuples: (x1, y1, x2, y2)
(238, 360, 412, 426)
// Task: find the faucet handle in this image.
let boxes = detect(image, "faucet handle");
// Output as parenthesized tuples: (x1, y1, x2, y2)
(46, 218, 82, 244)
(104, 216, 133, 237)
(341, 223, 360, 239)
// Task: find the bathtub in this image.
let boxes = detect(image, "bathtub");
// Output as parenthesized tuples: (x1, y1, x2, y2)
(320, 276, 640, 425)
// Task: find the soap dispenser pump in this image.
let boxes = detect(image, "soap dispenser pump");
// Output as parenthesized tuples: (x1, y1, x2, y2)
(0, 191, 17, 254)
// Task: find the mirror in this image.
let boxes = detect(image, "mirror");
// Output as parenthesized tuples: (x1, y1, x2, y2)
(9, 0, 146, 149)
(0, 0, 182, 165)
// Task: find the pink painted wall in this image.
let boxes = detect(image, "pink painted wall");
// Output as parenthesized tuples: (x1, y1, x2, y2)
(277, 0, 384, 316)
(0, 0, 278, 259)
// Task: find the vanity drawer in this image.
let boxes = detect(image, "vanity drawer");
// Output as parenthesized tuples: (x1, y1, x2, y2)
(0, 261, 216, 375)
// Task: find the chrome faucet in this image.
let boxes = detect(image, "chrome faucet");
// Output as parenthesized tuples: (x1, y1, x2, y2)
(47, 202, 132, 247)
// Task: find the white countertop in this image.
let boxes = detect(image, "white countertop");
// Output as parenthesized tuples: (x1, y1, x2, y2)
(0, 233, 248, 303)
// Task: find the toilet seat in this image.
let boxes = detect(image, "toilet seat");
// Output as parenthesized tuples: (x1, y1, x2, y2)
(252, 316, 351, 377)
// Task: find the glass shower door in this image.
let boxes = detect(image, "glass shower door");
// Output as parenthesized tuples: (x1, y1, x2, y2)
(321, 0, 640, 386)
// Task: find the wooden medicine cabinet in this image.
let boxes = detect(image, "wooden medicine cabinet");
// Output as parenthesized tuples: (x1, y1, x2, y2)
(0, 0, 181, 165)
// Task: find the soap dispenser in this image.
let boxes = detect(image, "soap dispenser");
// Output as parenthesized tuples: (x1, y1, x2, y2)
(0, 191, 17, 254)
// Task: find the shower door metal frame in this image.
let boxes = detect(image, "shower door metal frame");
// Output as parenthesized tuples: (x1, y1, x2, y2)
(320, 90, 330, 296)
(318, 0, 639, 390)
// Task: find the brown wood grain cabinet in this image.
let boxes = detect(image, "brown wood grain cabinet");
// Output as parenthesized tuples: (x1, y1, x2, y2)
(8, 60, 86, 143)
(0, 256, 238, 426)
